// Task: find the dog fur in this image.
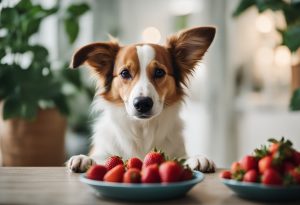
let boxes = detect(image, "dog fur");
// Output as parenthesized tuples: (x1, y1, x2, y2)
(67, 27, 216, 173)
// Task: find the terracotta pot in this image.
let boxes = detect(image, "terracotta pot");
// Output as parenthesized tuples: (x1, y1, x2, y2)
(292, 62, 300, 92)
(0, 106, 67, 166)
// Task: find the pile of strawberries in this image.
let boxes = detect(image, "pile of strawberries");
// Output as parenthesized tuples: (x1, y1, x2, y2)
(86, 149, 193, 183)
(220, 138, 300, 186)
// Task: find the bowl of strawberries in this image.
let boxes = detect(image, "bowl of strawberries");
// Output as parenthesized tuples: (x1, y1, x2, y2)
(80, 150, 204, 201)
(220, 137, 300, 202)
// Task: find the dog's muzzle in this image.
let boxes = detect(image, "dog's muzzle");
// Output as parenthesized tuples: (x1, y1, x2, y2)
(133, 97, 153, 117)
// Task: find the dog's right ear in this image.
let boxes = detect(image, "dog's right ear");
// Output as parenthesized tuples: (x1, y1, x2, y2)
(70, 42, 120, 77)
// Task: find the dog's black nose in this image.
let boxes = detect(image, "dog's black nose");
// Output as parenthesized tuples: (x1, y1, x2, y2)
(133, 97, 153, 113)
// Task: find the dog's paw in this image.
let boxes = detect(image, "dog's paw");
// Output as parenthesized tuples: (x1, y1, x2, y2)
(185, 155, 216, 173)
(67, 155, 96, 173)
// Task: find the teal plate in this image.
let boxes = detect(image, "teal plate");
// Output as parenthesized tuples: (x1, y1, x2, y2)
(222, 179, 300, 202)
(80, 171, 204, 201)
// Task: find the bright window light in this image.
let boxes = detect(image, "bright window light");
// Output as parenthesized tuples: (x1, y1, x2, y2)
(169, 0, 201, 16)
(274, 46, 291, 67)
(255, 13, 274, 34)
(142, 27, 161, 44)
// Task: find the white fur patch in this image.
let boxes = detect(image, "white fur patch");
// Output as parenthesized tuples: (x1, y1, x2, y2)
(135, 45, 155, 96)
(124, 45, 163, 119)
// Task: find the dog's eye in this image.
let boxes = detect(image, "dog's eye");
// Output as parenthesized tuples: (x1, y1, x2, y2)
(154, 68, 166, 78)
(120, 69, 132, 79)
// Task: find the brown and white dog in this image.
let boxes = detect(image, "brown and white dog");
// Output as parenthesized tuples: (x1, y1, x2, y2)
(67, 27, 216, 173)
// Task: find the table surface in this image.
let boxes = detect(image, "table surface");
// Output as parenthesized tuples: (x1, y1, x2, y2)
(0, 167, 298, 205)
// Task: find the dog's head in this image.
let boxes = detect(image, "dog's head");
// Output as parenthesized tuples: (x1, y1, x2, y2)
(71, 27, 215, 120)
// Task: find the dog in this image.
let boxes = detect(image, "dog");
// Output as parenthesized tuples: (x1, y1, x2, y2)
(67, 26, 216, 173)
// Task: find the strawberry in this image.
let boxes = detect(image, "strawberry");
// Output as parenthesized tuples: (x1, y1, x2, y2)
(143, 150, 165, 168)
(219, 170, 231, 179)
(126, 157, 143, 170)
(86, 165, 107, 181)
(261, 168, 282, 185)
(123, 168, 141, 183)
(268, 138, 293, 164)
(159, 161, 183, 183)
(258, 156, 273, 174)
(181, 167, 193, 181)
(243, 169, 258, 183)
(141, 164, 161, 183)
(231, 162, 242, 173)
(232, 169, 246, 181)
(282, 161, 295, 173)
(289, 167, 300, 184)
(241, 155, 257, 171)
(293, 151, 300, 166)
(105, 156, 123, 171)
(269, 143, 280, 154)
(103, 164, 125, 182)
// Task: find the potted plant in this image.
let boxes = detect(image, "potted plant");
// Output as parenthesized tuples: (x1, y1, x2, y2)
(0, 0, 90, 166)
(233, 0, 300, 110)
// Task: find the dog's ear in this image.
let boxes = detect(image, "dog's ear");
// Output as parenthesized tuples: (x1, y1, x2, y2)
(167, 27, 215, 86)
(70, 41, 119, 81)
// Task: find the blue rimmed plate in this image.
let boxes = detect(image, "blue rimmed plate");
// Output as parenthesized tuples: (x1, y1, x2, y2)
(221, 179, 300, 202)
(80, 171, 204, 201)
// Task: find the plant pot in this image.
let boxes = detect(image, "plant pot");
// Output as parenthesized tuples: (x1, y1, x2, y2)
(0, 105, 67, 166)
(292, 63, 300, 91)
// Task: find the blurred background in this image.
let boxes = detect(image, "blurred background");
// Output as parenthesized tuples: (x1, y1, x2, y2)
(0, 0, 300, 168)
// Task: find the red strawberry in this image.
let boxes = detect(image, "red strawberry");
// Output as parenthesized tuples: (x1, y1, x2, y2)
(261, 168, 282, 185)
(289, 167, 300, 184)
(241, 155, 257, 171)
(103, 164, 125, 182)
(231, 162, 242, 173)
(143, 151, 165, 168)
(181, 167, 193, 181)
(269, 143, 280, 154)
(86, 165, 107, 181)
(283, 161, 295, 173)
(293, 151, 300, 166)
(123, 168, 141, 183)
(159, 161, 183, 183)
(219, 170, 232, 179)
(243, 169, 258, 183)
(258, 156, 273, 174)
(126, 157, 143, 170)
(141, 164, 161, 183)
(105, 156, 123, 171)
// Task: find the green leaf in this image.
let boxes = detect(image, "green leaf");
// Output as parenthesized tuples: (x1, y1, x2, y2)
(0, 64, 15, 99)
(16, 0, 33, 12)
(233, 0, 288, 17)
(0, 48, 5, 60)
(31, 45, 49, 60)
(232, 170, 246, 181)
(255, 0, 287, 13)
(254, 145, 269, 159)
(21, 101, 38, 119)
(2, 95, 23, 120)
(54, 95, 70, 115)
(62, 68, 82, 89)
(283, 3, 300, 25)
(268, 138, 278, 143)
(290, 88, 300, 111)
(233, 0, 255, 17)
(67, 3, 90, 17)
(64, 18, 79, 44)
(282, 26, 300, 52)
(21, 17, 42, 38)
(0, 8, 18, 28)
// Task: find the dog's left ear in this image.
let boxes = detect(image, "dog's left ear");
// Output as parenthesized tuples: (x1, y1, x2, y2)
(167, 27, 215, 85)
